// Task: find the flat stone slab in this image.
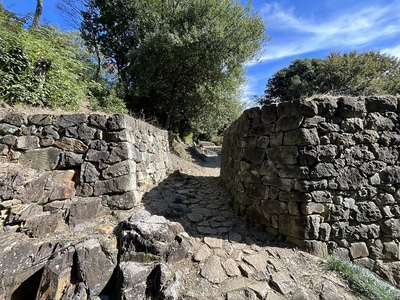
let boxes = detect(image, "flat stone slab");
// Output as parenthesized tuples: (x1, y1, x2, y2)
(201, 256, 228, 284)
(270, 271, 297, 295)
(249, 282, 270, 299)
(221, 277, 251, 293)
(204, 237, 223, 248)
(193, 244, 212, 262)
(243, 253, 269, 271)
(223, 259, 241, 277)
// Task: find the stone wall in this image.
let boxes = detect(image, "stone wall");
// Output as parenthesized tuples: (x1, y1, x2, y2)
(221, 96, 400, 285)
(0, 113, 171, 209)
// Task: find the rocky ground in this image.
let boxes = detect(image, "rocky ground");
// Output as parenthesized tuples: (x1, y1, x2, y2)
(139, 151, 364, 300)
(0, 146, 366, 299)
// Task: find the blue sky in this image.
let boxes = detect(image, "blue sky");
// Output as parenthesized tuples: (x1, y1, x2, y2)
(3, 0, 400, 105)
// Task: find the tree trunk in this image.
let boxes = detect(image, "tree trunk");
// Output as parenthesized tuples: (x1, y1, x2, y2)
(31, 0, 43, 29)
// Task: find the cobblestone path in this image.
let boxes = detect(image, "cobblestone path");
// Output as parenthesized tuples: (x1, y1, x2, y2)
(140, 155, 362, 300)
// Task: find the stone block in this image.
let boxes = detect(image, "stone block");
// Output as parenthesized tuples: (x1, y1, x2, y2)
(244, 148, 265, 164)
(288, 202, 301, 215)
(103, 129, 135, 142)
(261, 103, 277, 124)
(381, 219, 400, 238)
(336, 167, 366, 190)
(3, 113, 27, 126)
(366, 95, 398, 112)
(19, 147, 62, 171)
(338, 97, 367, 118)
(305, 240, 328, 258)
(294, 179, 328, 192)
(69, 197, 109, 223)
(54, 137, 88, 153)
(58, 152, 84, 168)
(56, 114, 88, 128)
(88, 114, 108, 129)
(80, 162, 100, 183)
(0, 123, 19, 135)
(314, 97, 338, 117)
(75, 238, 117, 296)
(266, 146, 298, 165)
(279, 191, 312, 202)
(269, 132, 283, 147)
(102, 191, 140, 210)
(355, 202, 382, 223)
(107, 142, 141, 163)
(93, 174, 137, 195)
(349, 242, 369, 259)
(102, 160, 136, 179)
(298, 147, 318, 166)
(28, 114, 54, 125)
(283, 128, 320, 146)
(248, 184, 269, 199)
(0, 134, 17, 145)
(310, 163, 338, 178)
(246, 206, 271, 226)
(262, 200, 288, 214)
(15, 136, 40, 150)
(341, 118, 364, 132)
(276, 115, 303, 132)
(256, 136, 269, 148)
(383, 241, 399, 259)
(319, 222, 331, 241)
(301, 203, 325, 214)
(310, 191, 333, 203)
(23, 211, 66, 238)
(278, 215, 308, 239)
(262, 176, 294, 191)
(260, 160, 278, 176)
(277, 99, 318, 117)
(278, 165, 309, 179)
(365, 112, 395, 131)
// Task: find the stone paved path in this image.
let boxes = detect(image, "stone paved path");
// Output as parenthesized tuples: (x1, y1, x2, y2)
(140, 153, 363, 300)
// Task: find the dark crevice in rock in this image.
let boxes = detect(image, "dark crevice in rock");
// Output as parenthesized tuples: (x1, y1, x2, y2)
(70, 250, 83, 284)
(11, 267, 43, 300)
(99, 266, 119, 300)
(145, 264, 162, 299)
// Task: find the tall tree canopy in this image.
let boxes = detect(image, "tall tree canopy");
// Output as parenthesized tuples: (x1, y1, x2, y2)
(260, 51, 400, 104)
(81, 0, 266, 136)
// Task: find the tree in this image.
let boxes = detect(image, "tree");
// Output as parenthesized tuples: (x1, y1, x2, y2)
(31, 0, 43, 29)
(262, 58, 322, 104)
(259, 51, 400, 104)
(55, 0, 87, 30)
(81, 0, 266, 136)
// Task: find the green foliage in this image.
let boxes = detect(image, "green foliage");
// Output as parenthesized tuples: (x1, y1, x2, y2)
(327, 257, 400, 300)
(81, 0, 266, 136)
(0, 6, 85, 109)
(0, 5, 127, 113)
(88, 80, 127, 114)
(260, 51, 400, 104)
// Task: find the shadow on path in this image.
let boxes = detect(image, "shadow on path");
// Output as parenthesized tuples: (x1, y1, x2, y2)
(141, 170, 289, 249)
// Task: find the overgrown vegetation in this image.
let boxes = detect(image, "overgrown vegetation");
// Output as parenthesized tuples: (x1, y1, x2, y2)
(259, 51, 400, 104)
(327, 256, 400, 300)
(81, 0, 266, 137)
(0, 5, 127, 113)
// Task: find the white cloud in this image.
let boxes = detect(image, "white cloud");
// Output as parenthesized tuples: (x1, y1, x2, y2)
(249, 1, 400, 64)
(381, 45, 400, 58)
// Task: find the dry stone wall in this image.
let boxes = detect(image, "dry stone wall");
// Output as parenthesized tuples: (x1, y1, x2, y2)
(221, 96, 400, 285)
(0, 113, 171, 209)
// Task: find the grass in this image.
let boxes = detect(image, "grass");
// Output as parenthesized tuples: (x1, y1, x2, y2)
(326, 256, 400, 300)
